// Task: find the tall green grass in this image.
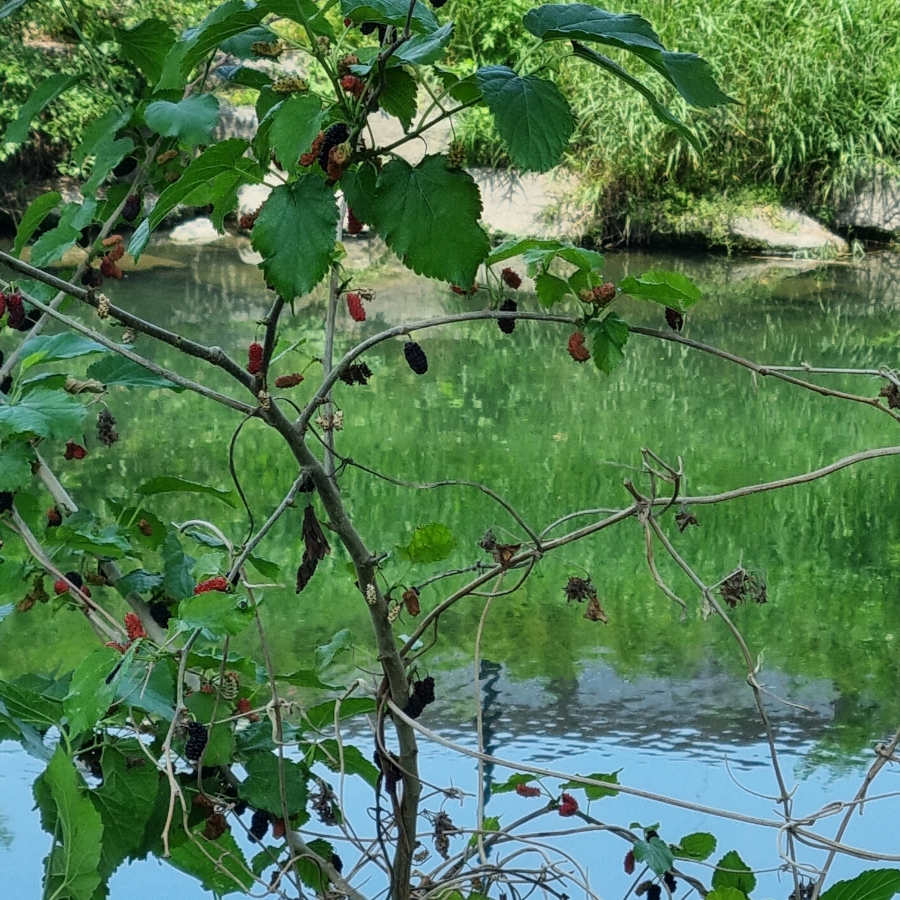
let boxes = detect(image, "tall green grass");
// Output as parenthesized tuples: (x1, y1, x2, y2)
(448, 0, 900, 236)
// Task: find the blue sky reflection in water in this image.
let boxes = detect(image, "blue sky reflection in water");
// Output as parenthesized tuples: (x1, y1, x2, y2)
(1, 243, 900, 897)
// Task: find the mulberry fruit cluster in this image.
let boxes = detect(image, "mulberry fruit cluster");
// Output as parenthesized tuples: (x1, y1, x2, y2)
(404, 676, 435, 719)
(338, 362, 372, 386)
(404, 341, 428, 375)
(195, 576, 229, 595)
(498, 298, 518, 334)
(122, 194, 141, 223)
(300, 131, 325, 168)
(624, 849, 635, 874)
(247, 342, 263, 375)
(64, 440, 87, 460)
(341, 74, 366, 99)
(558, 792, 579, 817)
(97, 408, 119, 446)
(249, 809, 270, 842)
(185, 722, 208, 762)
(501, 268, 522, 289)
(346, 292, 366, 322)
(515, 783, 541, 798)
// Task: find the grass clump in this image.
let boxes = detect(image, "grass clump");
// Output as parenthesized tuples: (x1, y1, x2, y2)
(447, 0, 900, 240)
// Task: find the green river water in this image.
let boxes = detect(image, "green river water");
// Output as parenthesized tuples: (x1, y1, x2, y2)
(1, 240, 899, 898)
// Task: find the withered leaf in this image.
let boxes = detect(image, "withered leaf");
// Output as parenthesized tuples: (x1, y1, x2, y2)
(675, 508, 699, 532)
(583, 595, 608, 623)
(402, 587, 421, 617)
(479, 529, 497, 552)
(296, 504, 331, 593)
(301, 504, 331, 560)
(493, 543, 520, 569)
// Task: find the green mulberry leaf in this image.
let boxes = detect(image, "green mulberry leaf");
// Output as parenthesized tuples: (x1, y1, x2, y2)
(476, 66, 574, 172)
(251, 175, 339, 299)
(372, 155, 489, 286)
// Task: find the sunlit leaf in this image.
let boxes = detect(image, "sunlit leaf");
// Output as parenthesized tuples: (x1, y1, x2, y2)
(305, 697, 377, 731)
(42, 747, 104, 900)
(3, 74, 80, 146)
(239, 752, 309, 816)
(87, 355, 183, 391)
(162, 532, 195, 600)
(116, 19, 176, 85)
(396, 522, 457, 565)
(341, 0, 439, 34)
(476, 66, 574, 172)
(0, 389, 88, 440)
(13, 191, 61, 257)
(633, 836, 675, 876)
(315, 628, 354, 670)
(673, 832, 717, 861)
(136, 475, 237, 506)
(176, 592, 252, 638)
(0, 440, 33, 491)
(619, 270, 701, 311)
(820, 870, 900, 900)
(144, 94, 220, 147)
(585, 312, 630, 375)
(712, 850, 756, 896)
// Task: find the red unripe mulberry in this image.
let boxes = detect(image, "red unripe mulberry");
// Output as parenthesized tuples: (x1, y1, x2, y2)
(195, 576, 229, 595)
(54, 579, 68, 595)
(64, 441, 87, 460)
(624, 849, 635, 874)
(567, 332, 590, 363)
(247, 342, 263, 375)
(347, 207, 364, 235)
(501, 268, 522, 289)
(274, 373, 304, 388)
(558, 792, 579, 816)
(515, 783, 541, 798)
(125, 612, 147, 640)
(346, 292, 366, 322)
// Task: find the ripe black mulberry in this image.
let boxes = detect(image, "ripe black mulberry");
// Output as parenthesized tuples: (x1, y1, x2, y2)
(122, 194, 141, 222)
(498, 298, 517, 334)
(404, 675, 435, 719)
(249, 809, 270, 842)
(665, 307, 684, 331)
(318, 123, 350, 171)
(185, 722, 208, 762)
(404, 341, 428, 375)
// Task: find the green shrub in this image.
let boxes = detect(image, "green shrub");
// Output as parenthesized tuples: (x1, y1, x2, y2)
(0, 0, 213, 172)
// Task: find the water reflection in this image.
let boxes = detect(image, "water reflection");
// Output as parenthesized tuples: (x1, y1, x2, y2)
(2, 242, 900, 897)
